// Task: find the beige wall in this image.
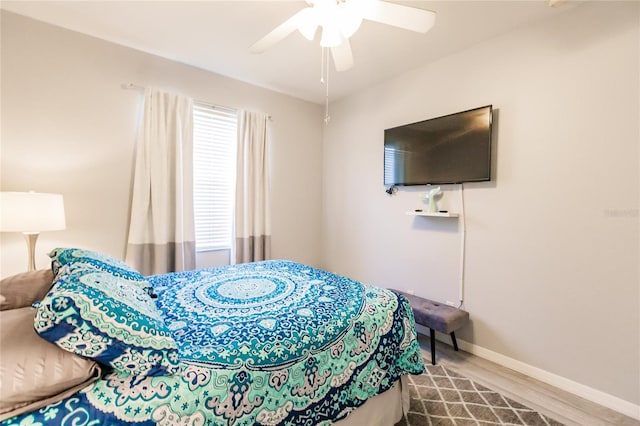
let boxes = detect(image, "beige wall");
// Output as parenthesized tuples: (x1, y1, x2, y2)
(322, 1, 639, 409)
(0, 11, 324, 277)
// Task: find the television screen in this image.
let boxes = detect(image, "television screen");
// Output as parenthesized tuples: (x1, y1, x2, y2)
(384, 105, 493, 186)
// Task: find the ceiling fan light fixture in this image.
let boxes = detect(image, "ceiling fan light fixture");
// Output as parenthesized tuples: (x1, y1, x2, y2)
(320, 21, 343, 47)
(298, 0, 368, 46)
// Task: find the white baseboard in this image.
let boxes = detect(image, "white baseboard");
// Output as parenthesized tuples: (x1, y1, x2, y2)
(417, 325, 640, 420)
(458, 339, 640, 420)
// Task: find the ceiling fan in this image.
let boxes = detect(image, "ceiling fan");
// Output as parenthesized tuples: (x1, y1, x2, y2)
(250, 0, 436, 72)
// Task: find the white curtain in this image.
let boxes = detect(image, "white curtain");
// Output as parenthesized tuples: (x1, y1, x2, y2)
(126, 87, 196, 275)
(235, 110, 271, 264)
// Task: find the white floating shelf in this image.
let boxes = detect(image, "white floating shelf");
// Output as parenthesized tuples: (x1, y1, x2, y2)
(406, 211, 459, 218)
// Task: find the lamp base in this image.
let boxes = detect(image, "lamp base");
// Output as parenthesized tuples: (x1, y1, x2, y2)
(23, 232, 40, 272)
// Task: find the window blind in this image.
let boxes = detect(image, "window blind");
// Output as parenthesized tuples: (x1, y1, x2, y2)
(193, 103, 237, 252)
(383, 146, 396, 184)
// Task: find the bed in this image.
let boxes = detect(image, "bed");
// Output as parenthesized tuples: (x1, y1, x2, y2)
(0, 248, 424, 425)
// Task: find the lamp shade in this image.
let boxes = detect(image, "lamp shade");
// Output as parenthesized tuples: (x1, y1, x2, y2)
(0, 192, 66, 233)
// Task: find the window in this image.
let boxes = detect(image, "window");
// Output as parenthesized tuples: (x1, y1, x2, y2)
(193, 103, 237, 252)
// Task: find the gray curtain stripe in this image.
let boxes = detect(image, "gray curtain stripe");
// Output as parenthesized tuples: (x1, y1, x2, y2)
(126, 242, 196, 276)
(235, 236, 271, 265)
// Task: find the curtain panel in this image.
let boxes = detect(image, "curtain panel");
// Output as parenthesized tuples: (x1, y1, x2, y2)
(235, 110, 271, 264)
(126, 87, 196, 275)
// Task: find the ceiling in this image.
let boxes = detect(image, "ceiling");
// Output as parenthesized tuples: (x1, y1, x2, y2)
(1, 1, 575, 104)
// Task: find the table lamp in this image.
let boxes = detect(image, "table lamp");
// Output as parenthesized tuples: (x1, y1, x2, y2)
(0, 191, 66, 271)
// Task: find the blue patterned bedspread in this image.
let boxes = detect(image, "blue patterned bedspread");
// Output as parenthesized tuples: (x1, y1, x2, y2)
(3, 260, 424, 425)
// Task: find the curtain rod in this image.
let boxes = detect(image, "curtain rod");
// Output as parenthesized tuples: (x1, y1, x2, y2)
(122, 83, 272, 120)
(122, 83, 144, 91)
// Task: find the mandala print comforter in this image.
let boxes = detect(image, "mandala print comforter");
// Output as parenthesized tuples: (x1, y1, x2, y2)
(4, 260, 424, 426)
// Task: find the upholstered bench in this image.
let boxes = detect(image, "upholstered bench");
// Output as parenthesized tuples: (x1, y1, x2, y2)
(392, 289, 469, 365)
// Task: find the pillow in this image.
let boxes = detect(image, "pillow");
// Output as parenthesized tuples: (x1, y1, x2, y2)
(48, 247, 153, 295)
(0, 269, 54, 311)
(0, 307, 101, 421)
(34, 264, 181, 378)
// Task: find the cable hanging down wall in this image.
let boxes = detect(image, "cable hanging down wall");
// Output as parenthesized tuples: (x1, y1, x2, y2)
(458, 183, 467, 309)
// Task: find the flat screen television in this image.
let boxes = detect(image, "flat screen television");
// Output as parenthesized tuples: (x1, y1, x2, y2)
(384, 105, 493, 186)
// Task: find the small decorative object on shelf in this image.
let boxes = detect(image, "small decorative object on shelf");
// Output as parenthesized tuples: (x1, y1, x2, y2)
(423, 186, 442, 212)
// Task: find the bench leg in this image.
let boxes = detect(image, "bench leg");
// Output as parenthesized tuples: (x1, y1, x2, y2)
(430, 328, 436, 365)
(450, 332, 459, 351)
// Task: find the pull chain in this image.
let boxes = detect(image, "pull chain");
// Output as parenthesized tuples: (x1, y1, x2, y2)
(320, 46, 325, 84)
(321, 47, 331, 124)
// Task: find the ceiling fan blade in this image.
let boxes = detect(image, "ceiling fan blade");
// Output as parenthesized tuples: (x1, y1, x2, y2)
(249, 8, 310, 53)
(331, 39, 354, 72)
(361, 1, 436, 34)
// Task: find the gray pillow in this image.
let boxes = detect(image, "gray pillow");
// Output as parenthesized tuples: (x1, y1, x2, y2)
(0, 307, 101, 420)
(0, 269, 54, 311)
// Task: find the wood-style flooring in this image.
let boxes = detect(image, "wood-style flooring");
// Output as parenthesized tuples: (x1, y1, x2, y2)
(418, 335, 639, 426)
